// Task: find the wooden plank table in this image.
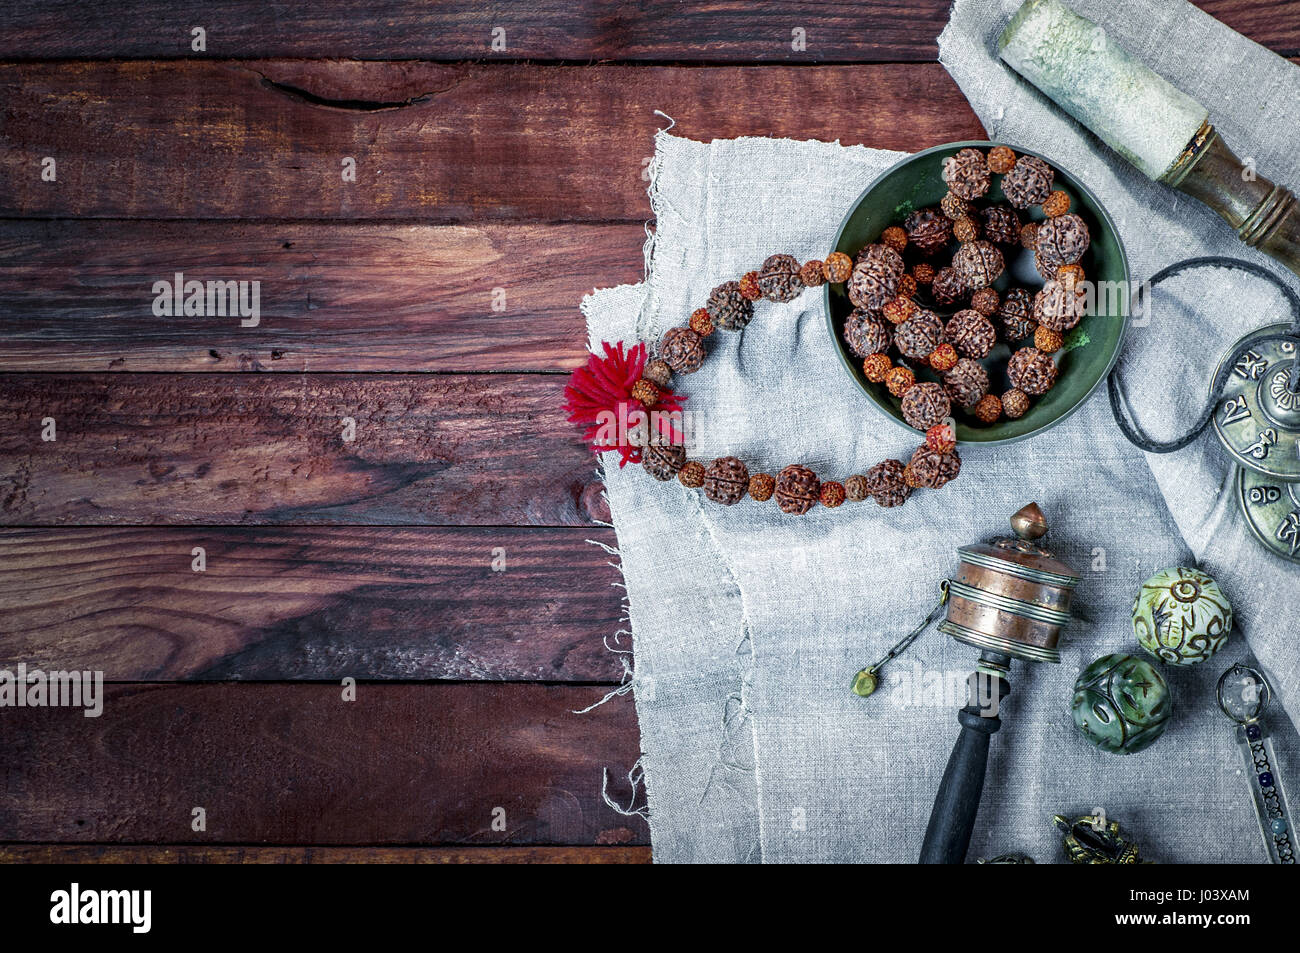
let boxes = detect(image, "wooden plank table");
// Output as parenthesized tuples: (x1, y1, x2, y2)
(0, 0, 1289, 864)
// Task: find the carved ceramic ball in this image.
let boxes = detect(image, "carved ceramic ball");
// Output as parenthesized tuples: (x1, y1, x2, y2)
(1131, 567, 1232, 665)
(1071, 653, 1171, 755)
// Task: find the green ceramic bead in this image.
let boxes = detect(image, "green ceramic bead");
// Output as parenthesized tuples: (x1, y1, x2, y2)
(1131, 567, 1232, 665)
(1071, 653, 1171, 755)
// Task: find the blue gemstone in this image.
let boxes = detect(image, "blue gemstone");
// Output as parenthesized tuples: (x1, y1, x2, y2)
(1259, 772, 1274, 787)
(1247, 725, 1262, 740)
(1271, 818, 1288, 835)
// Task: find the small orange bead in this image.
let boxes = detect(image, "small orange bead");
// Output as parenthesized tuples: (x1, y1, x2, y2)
(898, 274, 918, 298)
(885, 366, 916, 397)
(689, 308, 714, 337)
(1034, 326, 1064, 353)
(1042, 190, 1071, 217)
(862, 353, 893, 383)
(819, 481, 846, 508)
(926, 423, 956, 454)
(912, 263, 936, 285)
(631, 378, 659, 406)
(987, 145, 1017, 174)
(738, 272, 762, 301)
(1056, 263, 1086, 289)
(1020, 222, 1039, 250)
(1002, 388, 1030, 419)
(823, 252, 852, 283)
(927, 342, 959, 372)
(881, 226, 908, 253)
(678, 461, 705, 488)
(643, 358, 672, 388)
(799, 260, 825, 287)
(973, 393, 1003, 424)
(953, 216, 980, 243)
(882, 296, 917, 325)
(748, 472, 776, 502)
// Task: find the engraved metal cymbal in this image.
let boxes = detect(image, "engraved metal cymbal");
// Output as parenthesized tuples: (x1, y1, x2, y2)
(1211, 323, 1300, 482)
(1236, 466, 1300, 564)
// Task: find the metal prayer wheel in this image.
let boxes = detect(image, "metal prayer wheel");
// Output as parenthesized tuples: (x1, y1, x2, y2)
(939, 502, 1080, 664)
(920, 502, 1080, 864)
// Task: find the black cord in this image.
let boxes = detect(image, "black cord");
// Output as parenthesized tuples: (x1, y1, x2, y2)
(1108, 256, 1300, 453)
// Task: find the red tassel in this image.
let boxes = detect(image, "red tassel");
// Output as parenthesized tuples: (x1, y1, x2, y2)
(563, 341, 685, 466)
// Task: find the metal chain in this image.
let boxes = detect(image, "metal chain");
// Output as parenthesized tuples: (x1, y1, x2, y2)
(1108, 256, 1300, 453)
(857, 581, 950, 685)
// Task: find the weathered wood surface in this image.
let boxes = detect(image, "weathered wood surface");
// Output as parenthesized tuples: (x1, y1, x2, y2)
(0, 1, 1286, 60)
(0, 526, 624, 681)
(0, 222, 641, 372)
(0, 845, 651, 864)
(0, 2, 953, 61)
(0, 374, 606, 526)
(0, 61, 983, 221)
(0, 683, 646, 845)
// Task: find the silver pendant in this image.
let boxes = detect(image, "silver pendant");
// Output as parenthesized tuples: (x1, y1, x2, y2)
(1217, 663, 1296, 863)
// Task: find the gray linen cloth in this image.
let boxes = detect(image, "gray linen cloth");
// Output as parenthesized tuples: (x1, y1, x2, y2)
(581, 0, 1300, 862)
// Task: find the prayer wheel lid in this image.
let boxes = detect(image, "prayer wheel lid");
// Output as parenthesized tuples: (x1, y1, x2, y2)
(955, 503, 1081, 588)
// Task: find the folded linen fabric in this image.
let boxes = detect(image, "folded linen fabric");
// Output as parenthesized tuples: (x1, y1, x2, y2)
(578, 0, 1300, 861)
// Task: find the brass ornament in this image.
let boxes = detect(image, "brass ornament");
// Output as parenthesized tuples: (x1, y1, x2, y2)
(1054, 813, 1146, 864)
(1009, 502, 1049, 540)
(850, 668, 879, 698)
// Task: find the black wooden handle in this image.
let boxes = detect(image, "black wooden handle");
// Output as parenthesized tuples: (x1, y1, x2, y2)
(919, 661, 1011, 864)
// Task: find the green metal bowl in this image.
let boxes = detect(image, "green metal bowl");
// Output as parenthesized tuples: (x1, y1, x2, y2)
(824, 141, 1130, 445)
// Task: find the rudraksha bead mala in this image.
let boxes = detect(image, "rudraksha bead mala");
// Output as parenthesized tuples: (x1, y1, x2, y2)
(564, 146, 1089, 514)
(565, 275, 961, 514)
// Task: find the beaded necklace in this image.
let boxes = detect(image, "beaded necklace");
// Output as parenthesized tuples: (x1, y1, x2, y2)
(563, 251, 962, 516)
(565, 145, 1093, 515)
